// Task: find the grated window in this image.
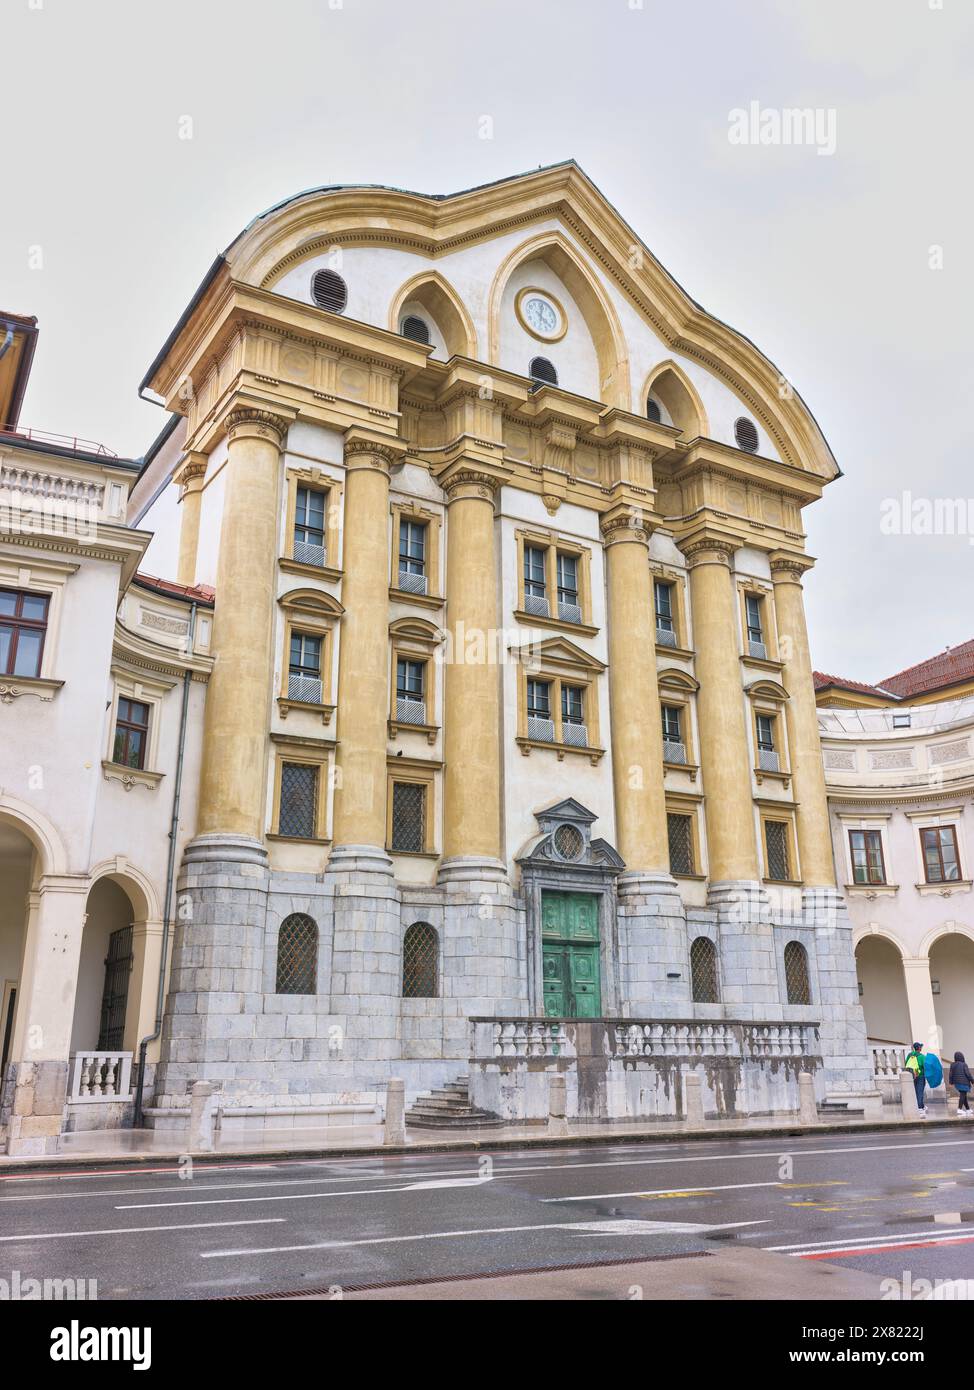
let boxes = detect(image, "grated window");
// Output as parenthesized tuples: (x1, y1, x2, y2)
(667, 813, 695, 876)
(276, 913, 318, 995)
(391, 781, 425, 854)
(529, 356, 558, 386)
(279, 762, 318, 839)
(734, 416, 759, 452)
(690, 936, 719, 1004)
(401, 315, 430, 344)
(784, 940, 811, 1005)
(402, 922, 439, 998)
(646, 397, 662, 424)
(311, 269, 348, 314)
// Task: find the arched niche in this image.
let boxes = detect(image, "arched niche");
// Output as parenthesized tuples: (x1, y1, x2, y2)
(642, 361, 709, 439)
(388, 271, 477, 360)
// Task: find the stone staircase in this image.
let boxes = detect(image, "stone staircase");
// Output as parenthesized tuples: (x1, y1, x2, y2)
(404, 1074, 505, 1130)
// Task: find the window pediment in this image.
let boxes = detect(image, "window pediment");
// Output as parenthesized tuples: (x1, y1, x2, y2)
(510, 636, 605, 673)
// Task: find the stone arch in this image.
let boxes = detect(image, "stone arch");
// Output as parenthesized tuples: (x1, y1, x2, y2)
(86, 858, 161, 926)
(487, 230, 631, 409)
(917, 919, 974, 961)
(0, 794, 68, 880)
(389, 270, 478, 359)
(854, 931, 911, 1045)
(853, 924, 908, 958)
(642, 360, 709, 439)
(927, 927, 974, 1057)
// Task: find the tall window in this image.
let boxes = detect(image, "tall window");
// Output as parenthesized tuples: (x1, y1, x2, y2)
(561, 684, 586, 746)
(294, 486, 327, 566)
(396, 657, 426, 723)
(402, 922, 439, 998)
(275, 914, 318, 995)
(848, 829, 886, 886)
(113, 697, 151, 770)
(556, 552, 580, 622)
(661, 704, 683, 758)
(784, 941, 811, 1005)
(398, 518, 427, 594)
(527, 678, 553, 740)
(391, 781, 426, 853)
(279, 763, 318, 839)
(654, 580, 676, 646)
(765, 820, 790, 881)
(690, 936, 719, 1003)
(0, 588, 49, 678)
(921, 826, 960, 883)
(745, 592, 765, 654)
(524, 545, 548, 613)
(668, 813, 695, 876)
(756, 713, 779, 772)
(288, 631, 322, 703)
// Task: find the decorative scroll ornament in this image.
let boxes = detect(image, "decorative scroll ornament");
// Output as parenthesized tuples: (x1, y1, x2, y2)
(599, 509, 650, 546)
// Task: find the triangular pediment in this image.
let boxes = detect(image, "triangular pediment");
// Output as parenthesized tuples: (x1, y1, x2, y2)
(511, 636, 605, 673)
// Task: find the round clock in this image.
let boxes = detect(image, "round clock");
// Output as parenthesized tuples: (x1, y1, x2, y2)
(515, 286, 567, 342)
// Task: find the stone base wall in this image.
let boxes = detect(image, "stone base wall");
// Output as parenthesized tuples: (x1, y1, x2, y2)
(150, 853, 875, 1113)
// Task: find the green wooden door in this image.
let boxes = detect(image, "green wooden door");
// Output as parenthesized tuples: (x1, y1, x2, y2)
(541, 891, 601, 1017)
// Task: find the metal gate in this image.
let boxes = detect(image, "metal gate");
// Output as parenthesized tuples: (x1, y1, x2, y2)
(98, 925, 133, 1051)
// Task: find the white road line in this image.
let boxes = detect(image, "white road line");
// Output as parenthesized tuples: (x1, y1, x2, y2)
(0, 1217, 286, 1243)
(767, 1227, 973, 1253)
(542, 1181, 781, 1203)
(117, 1184, 418, 1211)
(201, 1216, 754, 1260)
(9, 1136, 972, 1201)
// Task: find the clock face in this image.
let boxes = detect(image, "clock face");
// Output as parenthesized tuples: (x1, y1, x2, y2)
(524, 296, 558, 336)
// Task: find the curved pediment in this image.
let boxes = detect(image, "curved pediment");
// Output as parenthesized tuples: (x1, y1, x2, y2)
(279, 588, 344, 619)
(746, 678, 789, 702)
(389, 615, 443, 644)
(658, 666, 700, 693)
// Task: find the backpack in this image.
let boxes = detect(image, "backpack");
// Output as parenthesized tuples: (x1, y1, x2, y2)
(924, 1052, 944, 1087)
(906, 1051, 922, 1076)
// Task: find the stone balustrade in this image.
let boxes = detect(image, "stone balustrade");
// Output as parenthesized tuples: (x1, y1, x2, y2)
(68, 1051, 133, 1103)
(871, 1045, 907, 1078)
(471, 1017, 819, 1063)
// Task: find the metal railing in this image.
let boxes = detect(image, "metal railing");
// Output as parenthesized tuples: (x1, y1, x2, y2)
(527, 715, 555, 742)
(396, 696, 427, 724)
(287, 673, 323, 704)
(397, 567, 428, 595)
(664, 739, 687, 764)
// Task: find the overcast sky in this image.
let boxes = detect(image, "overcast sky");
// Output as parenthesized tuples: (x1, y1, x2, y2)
(1, 0, 970, 682)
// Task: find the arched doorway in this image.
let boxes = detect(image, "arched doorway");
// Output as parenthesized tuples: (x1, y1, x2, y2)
(929, 932, 974, 1058)
(0, 821, 37, 1085)
(71, 878, 138, 1054)
(855, 935, 910, 1046)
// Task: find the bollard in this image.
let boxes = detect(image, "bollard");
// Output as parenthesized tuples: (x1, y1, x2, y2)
(189, 1081, 217, 1153)
(548, 1073, 568, 1136)
(384, 1077, 406, 1145)
(900, 1068, 918, 1120)
(684, 1072, 705, 1126)
(798, 1071, 818, 1126)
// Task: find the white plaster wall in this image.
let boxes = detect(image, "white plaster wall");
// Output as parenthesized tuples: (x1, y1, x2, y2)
(855, 935, 911, 1043)
(498, 259, 599, 399)
(134, 480, 180, 579)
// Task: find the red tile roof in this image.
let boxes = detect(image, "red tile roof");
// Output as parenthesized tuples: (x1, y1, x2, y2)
(813, 671, 893, 699)
(134, 572, 215, 605)
(879, 638, 974, 699)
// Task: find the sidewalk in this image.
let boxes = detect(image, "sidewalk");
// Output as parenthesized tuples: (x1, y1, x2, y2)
(1, 1105, 966, 1172)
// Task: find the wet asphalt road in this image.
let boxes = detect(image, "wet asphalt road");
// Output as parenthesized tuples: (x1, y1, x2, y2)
(2, 1127, 974, 1299)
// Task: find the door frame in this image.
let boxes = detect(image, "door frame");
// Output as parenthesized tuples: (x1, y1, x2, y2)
(525, 876, 619, 1017)
(0, 978, 17, 1075)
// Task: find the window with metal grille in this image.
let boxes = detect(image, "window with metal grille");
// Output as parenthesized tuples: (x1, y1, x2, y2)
(396, 657, 426, 724)
(279, 762, 318, 839)
(920, 825, 960, 883)
(275, 913, 318, 995)
(113, 697, 151, 769)
(745, 592, 764, 645)
(529, 356, 558, 386)
(294, 486, 327, 566)
(98, 925, 133, 1049)
(0, 587, 49, 678)
(553, 822, 584, 861)
(311, 269, 347, 314)
(765, 820, 790, 881)
(667, 813, 695, 876)
(561, 684, 586, 746)
(784, 940, 811, 1005)
(735, 416, 759, 452)
(400, 315, 430, 344)
(849, 829, 886, 885)
(398, 517, 427, 589)
(646, 397, 662, 424)
(288, 631, 322, 704)
(391, 781, 425, 853)
(556, 552, 580, 622)
(402, 921, 438, 997)
(690, 936, 719, 1003)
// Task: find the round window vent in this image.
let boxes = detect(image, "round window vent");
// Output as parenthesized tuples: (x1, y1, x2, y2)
(311, 269, 348, 314)
(646, 397, 662, 424)
(734, 416, 759, 452)
(552, 823, 584, 862)
(400, 314, 431, 345)
(529, 356, 558, 387)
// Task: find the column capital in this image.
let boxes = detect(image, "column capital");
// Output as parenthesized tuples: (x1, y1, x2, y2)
(343, 429, 407, 475)
(677, 530, 742, 569)
(769, 550, 816, 583)
(437, 459, 508, 502)
(224, 406, 290, 447)
(173, 451, 208, 490)
(599, 502, 651, 547)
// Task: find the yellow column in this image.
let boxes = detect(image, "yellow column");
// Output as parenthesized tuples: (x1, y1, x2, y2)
(600, 506, 670, 876)
(440, 466, 503, 870)
(196, 407, 287, 842)
(173, 453, 207, 587)
(770, 553, 837, 887)
(681, 535, 760, 882)
(331, 434, 400, 855)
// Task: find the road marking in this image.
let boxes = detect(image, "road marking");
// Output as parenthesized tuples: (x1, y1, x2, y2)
(542, 1181, 781, 1203)
(799, 1233, 974, 1261)
(0, 1217, 286, 1243)
(768, 1226, 974, 1253)
(117, 1184, 432, 1211)
(201, 1216, 760, 1260)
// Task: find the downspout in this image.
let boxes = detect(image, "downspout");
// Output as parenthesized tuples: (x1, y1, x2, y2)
(133, 601, 198, 1128)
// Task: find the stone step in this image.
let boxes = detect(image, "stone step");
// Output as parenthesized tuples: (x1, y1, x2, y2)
(405, 1108, 506, 1129)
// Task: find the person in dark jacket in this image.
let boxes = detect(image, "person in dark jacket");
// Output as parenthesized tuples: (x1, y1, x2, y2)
(949, 1052, 973, 1117)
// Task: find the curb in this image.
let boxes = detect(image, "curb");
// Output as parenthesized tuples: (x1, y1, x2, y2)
(0, 1114, 966, 1175)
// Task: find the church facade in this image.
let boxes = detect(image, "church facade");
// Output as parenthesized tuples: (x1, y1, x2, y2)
(1, 164, 877, 1151)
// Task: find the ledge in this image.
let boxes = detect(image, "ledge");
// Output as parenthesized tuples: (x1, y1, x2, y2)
(516, 735, 605, 765)
(762, 877, 804, 888)
(664, 760, 699, 782)
(388, 718, 439, 746)
(754, 766, 791, 789)
(277, 696, 335, 726)
(101, 761, 164, 792)
(266, 833, 331, 846)
(844, 883, 899, 898)
(279, 556, 343, 583)
(741, 652, 785, 674)
(915, 879, 972, 897)
(386, 848, 440, 859)
(389, 586, 445, 610)
(513, 608, 599, 638)
(0, 675, 64, 705)
(655, 642, 695, 661)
